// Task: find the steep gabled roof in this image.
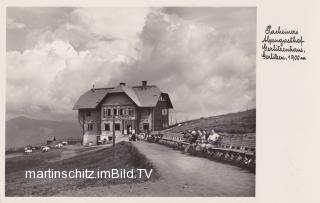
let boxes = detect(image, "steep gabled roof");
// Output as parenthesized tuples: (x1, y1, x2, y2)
(72, 88, 112, 110)
(161, 93, 174, 108)
(72, 84, 172, 110)
(114, 85, 142, 106)
(132, 86, 161, 107)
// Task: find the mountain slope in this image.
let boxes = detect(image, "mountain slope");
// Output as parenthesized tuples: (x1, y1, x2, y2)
(5, 116, 82, 149)
(167, 109, 256, 134)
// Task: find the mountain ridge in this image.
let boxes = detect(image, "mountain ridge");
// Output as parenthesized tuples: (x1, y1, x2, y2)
(6, 116, 82, 149)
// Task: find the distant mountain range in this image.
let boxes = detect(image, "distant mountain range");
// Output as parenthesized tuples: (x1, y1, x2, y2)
(6, 109, 256, 149)
(5, 116, 82, 149)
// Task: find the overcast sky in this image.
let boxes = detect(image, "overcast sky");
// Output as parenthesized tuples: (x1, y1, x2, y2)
(6, 7, 256, 122)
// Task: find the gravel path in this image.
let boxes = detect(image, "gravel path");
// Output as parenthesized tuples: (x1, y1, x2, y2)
(58, 141, 255, 196)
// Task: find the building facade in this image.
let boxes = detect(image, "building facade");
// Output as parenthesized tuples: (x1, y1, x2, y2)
(73, 81, 173, 145)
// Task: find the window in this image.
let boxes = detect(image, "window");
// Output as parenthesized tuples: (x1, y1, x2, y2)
(107, 108, 111, 116)
(162, 122, 168, 128)
(103, 108, 106, 118)
(87, 123, 93, 131)
(128, 108, 134, 116)
(145, 109, 150, 116)
(86, 111, 91, 116)
(143, 123, 149, 131)
(162, 108, 168, 115)
(119, 108, 123, 116)
(104, 123, 110, 131)
(115, 123, 120, 131)
(113, 108, 118, 116)
(159, 95, 166, 101)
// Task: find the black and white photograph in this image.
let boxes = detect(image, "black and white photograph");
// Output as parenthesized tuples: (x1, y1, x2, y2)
(5, 7, 256, 197)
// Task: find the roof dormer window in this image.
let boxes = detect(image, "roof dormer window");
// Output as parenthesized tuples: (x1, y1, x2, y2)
(159, 95, 166, 101)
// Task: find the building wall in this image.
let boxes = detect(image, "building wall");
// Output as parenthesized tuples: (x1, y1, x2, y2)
(153, 100, 170, 131)
(78, 108, 101, 145)
(137, 107, 152, 133)
(100, 93, 137, 138)
(77, 92, 172, 144)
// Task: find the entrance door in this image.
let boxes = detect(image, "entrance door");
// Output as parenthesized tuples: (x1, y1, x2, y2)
(127, 125, 132, 134)
(143, 123, 149, 132)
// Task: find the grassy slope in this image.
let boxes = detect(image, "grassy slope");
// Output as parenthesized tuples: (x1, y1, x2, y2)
(167, 109, 256, 134)
(5, 142, 159, 196)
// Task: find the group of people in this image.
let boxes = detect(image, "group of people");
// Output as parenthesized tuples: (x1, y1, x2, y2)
(147, 128, 255, 171)
(181, 129, 255, 170)
(184, 129, 221, 145)
(128, 133, 137, 141)
(129, 133, 146, 141)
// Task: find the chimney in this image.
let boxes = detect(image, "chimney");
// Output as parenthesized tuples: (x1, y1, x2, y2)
(120, 82, 126, 86)
(142, 80, 147, 86)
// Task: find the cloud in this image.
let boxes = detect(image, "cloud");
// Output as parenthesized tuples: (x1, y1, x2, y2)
(6, 7, 256, 122)
(7, 7, 73, 30)
(6, 38, 137, 120)
(109, 10, 256, 119)
(70, 7, 150, 40)
(7, 17, 26, 29)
